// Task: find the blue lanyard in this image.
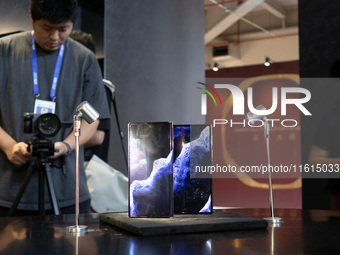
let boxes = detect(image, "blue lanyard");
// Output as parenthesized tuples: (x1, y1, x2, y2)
(31, 33, 65, 101)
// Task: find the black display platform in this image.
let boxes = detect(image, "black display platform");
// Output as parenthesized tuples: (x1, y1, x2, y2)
(100, 211, 268, 236)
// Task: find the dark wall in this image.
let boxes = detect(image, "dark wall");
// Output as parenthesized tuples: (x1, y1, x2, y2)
(0, 0, 31, 35)
(104, 0, 205, 174)
(78, 1, 104, 59)
(299, 0, 340, 209)
(299, 1, 340, 78)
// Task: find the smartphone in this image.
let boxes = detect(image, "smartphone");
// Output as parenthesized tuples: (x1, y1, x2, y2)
(128, 122, 173, 217)
(173, 124, 213, 214)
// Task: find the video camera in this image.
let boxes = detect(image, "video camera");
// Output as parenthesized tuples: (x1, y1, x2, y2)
(22, 113, 61, 157)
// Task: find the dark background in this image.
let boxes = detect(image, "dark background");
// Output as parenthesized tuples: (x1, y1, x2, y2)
(298, 0, 340, 209)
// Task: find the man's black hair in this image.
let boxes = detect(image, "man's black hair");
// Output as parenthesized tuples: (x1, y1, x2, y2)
(30, 0, 79, 24)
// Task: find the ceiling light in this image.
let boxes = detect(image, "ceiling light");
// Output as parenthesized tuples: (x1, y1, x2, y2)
(264, 57, 271, 67)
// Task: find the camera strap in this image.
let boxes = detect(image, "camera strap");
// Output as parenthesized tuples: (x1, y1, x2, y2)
(31, 32, 65, 102)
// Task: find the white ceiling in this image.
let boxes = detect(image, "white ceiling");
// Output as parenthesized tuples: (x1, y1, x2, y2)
(204, 0, 298, 46)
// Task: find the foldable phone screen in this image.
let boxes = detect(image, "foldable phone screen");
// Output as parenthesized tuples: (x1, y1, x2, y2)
(173, 124, 213, 214)
(128, 122, 173, 217)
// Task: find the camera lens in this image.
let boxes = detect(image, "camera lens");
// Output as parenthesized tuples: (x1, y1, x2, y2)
(35, 113, 61, 137)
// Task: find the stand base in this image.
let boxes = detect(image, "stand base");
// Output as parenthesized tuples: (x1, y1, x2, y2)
(67, 225, 88, 236)
(264, 217, 283, 227)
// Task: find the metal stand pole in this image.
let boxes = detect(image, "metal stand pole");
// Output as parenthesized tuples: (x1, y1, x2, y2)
(263, 118, 283, 227)
(67, 115, 88, 236)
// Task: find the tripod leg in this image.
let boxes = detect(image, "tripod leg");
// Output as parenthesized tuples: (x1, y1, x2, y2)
(112, 98, 128, 169)
(8, 162, 35, 216)
(39, 164, 45, 216)
(44, 163, 60, 215)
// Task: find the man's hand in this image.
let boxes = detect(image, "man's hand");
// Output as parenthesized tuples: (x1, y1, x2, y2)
(50, 141, 69, 159)
(6, 142, 31, 166)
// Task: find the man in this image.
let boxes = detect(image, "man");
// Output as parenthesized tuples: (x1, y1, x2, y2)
(69, 30, 111, 163)
(0, 0, 110, 216)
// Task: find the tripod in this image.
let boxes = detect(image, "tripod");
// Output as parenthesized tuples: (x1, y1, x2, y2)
(8, 141, 60, 217)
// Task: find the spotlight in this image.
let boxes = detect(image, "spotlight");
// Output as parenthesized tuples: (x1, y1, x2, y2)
(212, 62, 219, 71)
(264, 57, 271, 67)
(76, 101, 99, 124)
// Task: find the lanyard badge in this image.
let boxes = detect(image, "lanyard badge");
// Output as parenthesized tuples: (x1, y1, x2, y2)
(31, 33, 64, 114)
